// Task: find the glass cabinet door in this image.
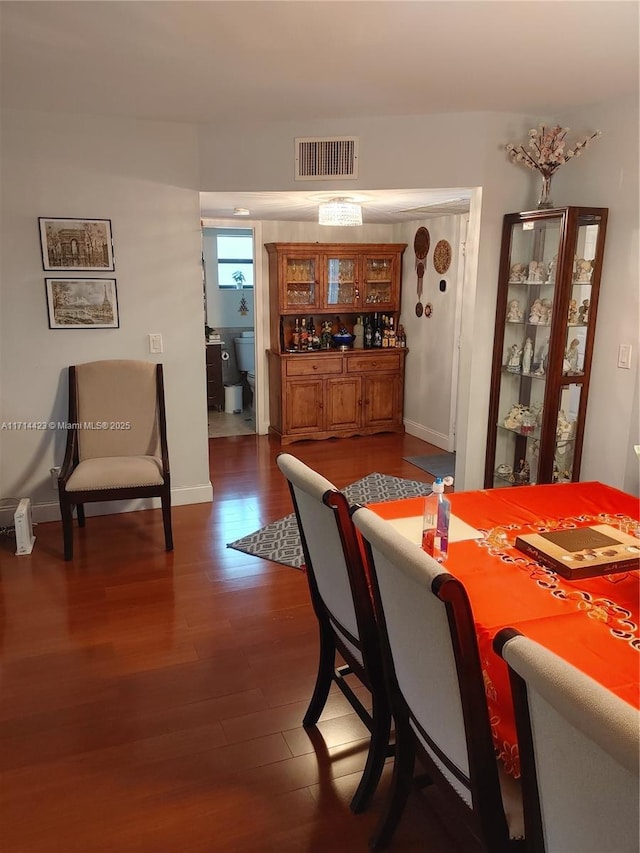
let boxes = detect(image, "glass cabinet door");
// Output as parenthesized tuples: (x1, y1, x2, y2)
(324, 252, 359, 309)
(361, 253, 398, 308)
(485, 207, 607, 489)
(281, 253, 320, 311)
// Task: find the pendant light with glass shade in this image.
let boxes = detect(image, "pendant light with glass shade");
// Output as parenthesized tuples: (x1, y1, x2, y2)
(318, 197, 363, 226)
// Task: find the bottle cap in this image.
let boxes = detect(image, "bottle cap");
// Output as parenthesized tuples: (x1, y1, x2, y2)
(432, 477, 444, 493)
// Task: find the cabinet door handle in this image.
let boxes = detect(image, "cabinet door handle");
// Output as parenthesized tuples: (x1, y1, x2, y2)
(312, 364, 318, 370)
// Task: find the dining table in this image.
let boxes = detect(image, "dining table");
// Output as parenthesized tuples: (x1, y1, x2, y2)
(367, 480, 640, 778)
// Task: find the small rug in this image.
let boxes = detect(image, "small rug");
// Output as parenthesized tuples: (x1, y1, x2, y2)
(403, 452, 456, 480)
(227, 472, 433, 569)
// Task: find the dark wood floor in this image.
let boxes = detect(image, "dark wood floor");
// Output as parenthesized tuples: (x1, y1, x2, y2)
(0, 432, 480, 852)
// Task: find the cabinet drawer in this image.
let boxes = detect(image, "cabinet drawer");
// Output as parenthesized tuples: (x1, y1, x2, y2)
(286, 356, 343, 377)
(347, 353, 401, 373)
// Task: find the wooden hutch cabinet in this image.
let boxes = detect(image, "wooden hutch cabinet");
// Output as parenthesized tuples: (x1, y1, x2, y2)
(265, 242, 407, 444)
(484, 207, 608, 488)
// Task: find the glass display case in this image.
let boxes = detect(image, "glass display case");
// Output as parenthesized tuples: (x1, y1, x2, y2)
(485, 207, 608, 488)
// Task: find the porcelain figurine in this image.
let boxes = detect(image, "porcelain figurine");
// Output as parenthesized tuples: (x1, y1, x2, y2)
(506, 343, 522, 372)
(510, 262, 526, 283)
(547, 255, 558, 282)
(568, 298, 578, 324)
(528, 260, 545, 283)
(539, 298, 552, 324)
(578, 299, 590, 324)
(564, 338, 580, 374)
(575, 258, 593, 283)
(506, 299, 523, 322)
(522, 337, 533, 374)
(528, 298, 543, 324)
(534, 338, 549, 375)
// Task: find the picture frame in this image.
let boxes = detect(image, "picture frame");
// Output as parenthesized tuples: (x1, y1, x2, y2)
(45, 278, 119, 329)
(39, 217, 115, 271)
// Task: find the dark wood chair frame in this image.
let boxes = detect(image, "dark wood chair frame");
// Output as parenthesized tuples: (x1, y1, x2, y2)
(359, 531, 524, 852)
(283, 475, 392, 814)
(58, 363, 173, 561)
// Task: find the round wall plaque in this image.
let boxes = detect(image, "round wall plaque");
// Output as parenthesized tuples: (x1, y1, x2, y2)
(433, 239, 452, 274)
(414, 227, 430, 260)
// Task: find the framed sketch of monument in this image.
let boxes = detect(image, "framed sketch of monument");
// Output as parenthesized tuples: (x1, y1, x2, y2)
(39, 217, 115, 271)
(45, 278, 119, 329)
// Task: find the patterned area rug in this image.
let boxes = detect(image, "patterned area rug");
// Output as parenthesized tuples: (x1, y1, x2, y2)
(227, 472, 433, 569)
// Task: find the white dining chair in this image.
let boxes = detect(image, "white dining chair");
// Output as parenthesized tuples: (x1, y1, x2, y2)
(276, 453, 392, 813)
(352, 505, 524, 851)
(494, 628, 640, 853)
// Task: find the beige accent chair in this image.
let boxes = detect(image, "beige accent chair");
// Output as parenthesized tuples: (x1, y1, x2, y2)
(58, 360, 173, 560)
(352, 505, 524, 852)
(495, 628, 640, 853)
(276, 453, 392, 814)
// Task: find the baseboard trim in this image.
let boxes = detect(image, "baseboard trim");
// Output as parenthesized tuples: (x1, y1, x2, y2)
(27, 482, 214, 524)
(403, 419, 449, 451)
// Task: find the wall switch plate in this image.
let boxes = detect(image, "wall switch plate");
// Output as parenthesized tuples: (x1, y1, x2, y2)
(617, 343, 632, 369)
(149, 333, 163, 354)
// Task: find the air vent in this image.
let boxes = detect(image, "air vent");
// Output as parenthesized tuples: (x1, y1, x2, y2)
(295, 137, 359, 180)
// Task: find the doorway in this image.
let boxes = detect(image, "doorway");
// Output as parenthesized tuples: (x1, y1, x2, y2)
(203, 224, 256, 438)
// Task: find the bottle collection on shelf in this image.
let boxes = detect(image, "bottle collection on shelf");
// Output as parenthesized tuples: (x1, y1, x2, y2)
(286, 313, 406, 352)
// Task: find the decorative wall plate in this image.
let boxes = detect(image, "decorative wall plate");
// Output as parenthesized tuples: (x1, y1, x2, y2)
(414, 227, 430, 260)
(433, 239, 452, 274)
(424, 302, 433, 318)
(415, 302, 424, 317)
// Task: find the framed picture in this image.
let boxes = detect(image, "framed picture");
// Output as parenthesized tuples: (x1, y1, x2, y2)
(39, 217, 115, 271)
(45, 278, 119, 329)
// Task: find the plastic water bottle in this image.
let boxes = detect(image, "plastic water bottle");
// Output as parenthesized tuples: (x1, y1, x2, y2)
(422, 477, 452, 562)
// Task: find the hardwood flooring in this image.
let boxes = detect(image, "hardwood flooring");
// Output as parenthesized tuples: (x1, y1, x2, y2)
(0, 433, 482, 852)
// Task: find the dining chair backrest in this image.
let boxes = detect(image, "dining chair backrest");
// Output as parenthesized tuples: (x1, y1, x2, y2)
(495, 628, 640, 853)
(276, 454, 390, 815)
(353, 505, 519, 849)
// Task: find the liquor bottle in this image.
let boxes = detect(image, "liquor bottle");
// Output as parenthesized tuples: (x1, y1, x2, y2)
(308, 316, 316, 350)
(353, 315, 364, 349)
(388, 317, 396, 348)
(373, 313, 382, 348)
(292, 317, 300, 351)
(364, 315, 373, 349)
(381, 315, 389, 348)
(300, 317, 308, 351)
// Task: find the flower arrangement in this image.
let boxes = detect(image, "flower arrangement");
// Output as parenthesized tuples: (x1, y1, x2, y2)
(506, 125, 601, 208)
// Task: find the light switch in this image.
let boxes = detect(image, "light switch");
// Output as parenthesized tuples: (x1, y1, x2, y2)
(149, 333, 163, 354)
(617, 343, 632, 369)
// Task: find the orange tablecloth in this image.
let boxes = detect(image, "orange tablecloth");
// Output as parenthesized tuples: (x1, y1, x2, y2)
(368, 481, 640, 777)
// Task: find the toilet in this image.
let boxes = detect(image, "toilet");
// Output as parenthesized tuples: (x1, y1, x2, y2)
(233, 330, 255, 410)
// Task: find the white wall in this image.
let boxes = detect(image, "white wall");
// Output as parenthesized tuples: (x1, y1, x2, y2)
(0, 109, 212, 522)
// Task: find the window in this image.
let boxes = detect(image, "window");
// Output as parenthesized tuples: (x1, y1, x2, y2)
(214, 228, 254, 289)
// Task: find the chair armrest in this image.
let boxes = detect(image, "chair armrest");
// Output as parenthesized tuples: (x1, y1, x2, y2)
(58, 426, 78, 485)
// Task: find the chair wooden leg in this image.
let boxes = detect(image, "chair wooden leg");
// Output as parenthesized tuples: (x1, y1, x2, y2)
(369, 708, 415, 851)
(61, 500, 74, 561)
(161, 492, 173, 551)
(76, 503, 85, 527)
(350, 697, 392, 814)
(303, 621, 335, 727)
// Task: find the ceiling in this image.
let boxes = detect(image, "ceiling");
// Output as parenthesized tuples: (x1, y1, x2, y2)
(1, 1, 637, 223)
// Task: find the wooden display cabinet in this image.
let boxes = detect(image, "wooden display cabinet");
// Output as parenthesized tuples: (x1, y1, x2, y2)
(265, 242, 407, 444)
(484, 207, 608, 488)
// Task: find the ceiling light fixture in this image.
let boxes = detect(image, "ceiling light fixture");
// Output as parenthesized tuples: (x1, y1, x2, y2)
(233, 207, 250, 216)
(318, 197, 363, 227)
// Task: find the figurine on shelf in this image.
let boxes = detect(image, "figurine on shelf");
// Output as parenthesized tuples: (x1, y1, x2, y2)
(539, 298, 553, 324)
(522, 337, 533, 374)
(534, 338, 549, 375)
(503, 403, 527, 431)
(528, 298, 543, 324)
(506, 343, 522, 372)
(574, 258, 593, 283)
(506, 299, 523, 322)
(556, 409, 575, 440)
(578, 299, 590, 324)
(568, 299, 578, 324)
(564, 338, 580, 374)
(510, 262, 527, 283)
(516, 458, 530, 484)
(547, 255, 558, 282)
(528, 260, 546, 283)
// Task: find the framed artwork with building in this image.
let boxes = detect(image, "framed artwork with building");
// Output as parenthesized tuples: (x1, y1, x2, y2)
(45, 278, 119, 329)
(39, 217, 115, 271)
